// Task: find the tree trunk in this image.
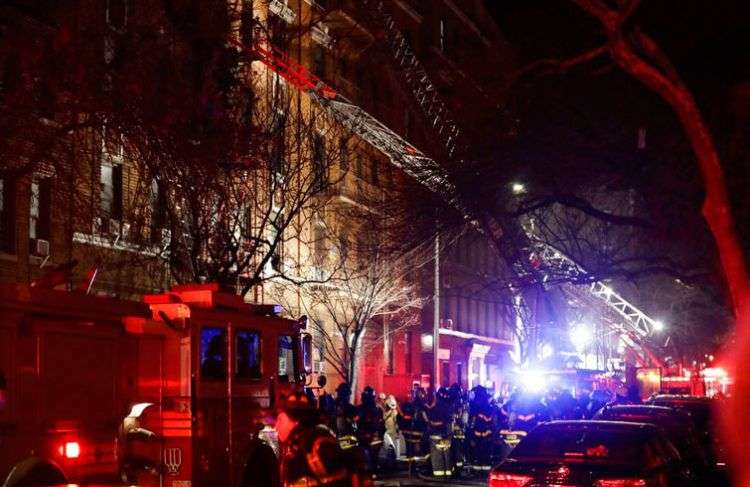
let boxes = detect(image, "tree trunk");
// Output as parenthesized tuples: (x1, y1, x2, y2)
(604, 32, 750, 485)
(348, 327, 366, 402)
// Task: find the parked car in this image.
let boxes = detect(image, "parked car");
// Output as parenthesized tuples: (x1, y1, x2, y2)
(646, 395, 714, 437)
(488, 421, 693, 486)
(646, 395, 729, 481)
(593, 405, 711, 478)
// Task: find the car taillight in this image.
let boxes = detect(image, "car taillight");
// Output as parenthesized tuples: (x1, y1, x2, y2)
(488, 471, 533, 487)
(595, 479, 647, 487)
(58, 441, 81, 459)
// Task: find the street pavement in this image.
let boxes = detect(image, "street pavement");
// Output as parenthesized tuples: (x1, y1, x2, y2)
(374, 471, 487, 486)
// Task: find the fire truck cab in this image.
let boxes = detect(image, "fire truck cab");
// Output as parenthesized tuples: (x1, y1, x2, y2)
(0, 283, 310, 487)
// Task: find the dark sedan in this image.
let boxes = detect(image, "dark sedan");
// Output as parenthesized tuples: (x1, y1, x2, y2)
(488, 421, 692, 487)
(646, 395, 728, 479)
(592, 405, 708, 472)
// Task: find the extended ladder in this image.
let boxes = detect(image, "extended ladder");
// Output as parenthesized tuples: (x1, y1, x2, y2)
(239, 18, 663, 367)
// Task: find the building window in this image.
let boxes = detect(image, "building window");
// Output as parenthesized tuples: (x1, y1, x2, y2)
(271, 109, 287, 176)
(354, 153, 364, 179)
(313, 222, 327, 267)
(240, 0, 254, 45)
(29, 177, 51, 241)
(0, 178, 15, 253)
(339, 138, 349, 171)
(312, 132, 327, 191)
(370, 159, 379, 186)
(268, 206, 283, 272)
(441, 361, 450, 387)
(200, 327, 227, 381)
(278, 335, 295, 383)
(269, 15, 287, 50)
(384, 322, 394, 375)
(101, 162, 123, 222)
(312, 45, 326, 79)
(236, 330, 262, 379)
(149, 178, 168, 240)
(439, 19, 447, 53)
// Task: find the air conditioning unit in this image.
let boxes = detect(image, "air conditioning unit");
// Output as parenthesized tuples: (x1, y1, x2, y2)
(311, 24, 332, 48)
(160, 228, 172, 246)
(314, 361, 325, 374)
(31, 238, 50, 257)
(440, 318, 454, 329)
(269, 0, 295, 23)
(109, 219, 121, 236)
(92, 217, 103, 234)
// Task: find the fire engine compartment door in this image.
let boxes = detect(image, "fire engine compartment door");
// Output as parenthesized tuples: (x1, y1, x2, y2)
(42, 331, 119, 427)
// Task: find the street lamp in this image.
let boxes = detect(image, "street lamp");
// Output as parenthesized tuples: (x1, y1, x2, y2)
(511, 182, 526, 195)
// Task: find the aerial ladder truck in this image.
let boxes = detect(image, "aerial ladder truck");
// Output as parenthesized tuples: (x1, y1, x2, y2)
(236, 5, 679, 388)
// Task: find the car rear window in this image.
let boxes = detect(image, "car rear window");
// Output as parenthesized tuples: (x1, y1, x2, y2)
(510, 428, 650, 466)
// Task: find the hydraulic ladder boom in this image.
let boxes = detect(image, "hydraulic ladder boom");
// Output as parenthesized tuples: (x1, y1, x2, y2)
(238, 16, 664, 367)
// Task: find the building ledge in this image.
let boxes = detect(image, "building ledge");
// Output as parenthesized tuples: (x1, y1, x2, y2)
(438, 327, 513, 347)
(73, 232, 163, 257)
(0, 252, 18, 263)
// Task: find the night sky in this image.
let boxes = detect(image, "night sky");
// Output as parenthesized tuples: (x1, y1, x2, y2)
(481, 0, 750, 349)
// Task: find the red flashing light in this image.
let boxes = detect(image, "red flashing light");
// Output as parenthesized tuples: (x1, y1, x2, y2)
(595, 479, 646, 487)
(58, 441, 81, 459)
(488, 471, 533, 487)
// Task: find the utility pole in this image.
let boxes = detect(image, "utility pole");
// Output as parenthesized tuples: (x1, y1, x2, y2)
(433, 231, 440, 390)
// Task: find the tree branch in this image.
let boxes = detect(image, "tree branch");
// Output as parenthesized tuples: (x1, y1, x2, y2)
(513, 194, 652, 228)
(513, 45, 609, 81)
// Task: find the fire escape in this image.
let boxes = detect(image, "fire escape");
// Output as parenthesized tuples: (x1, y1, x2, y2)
(237, 4, 664, 368)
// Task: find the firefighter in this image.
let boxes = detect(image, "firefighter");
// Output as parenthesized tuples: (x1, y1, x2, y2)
(317, 376, 336, 430)
(356, 386, 385, 472)
(448, 383, 467, 471)
(397, 399, 423, 458)
(333, 383, 358, 449)
(272, 390, 371, 487)
(426, 387, 454, 477)
(468, 385, 494, 468)
(380, 395, 405, 468)
(511, 392, 547, 432)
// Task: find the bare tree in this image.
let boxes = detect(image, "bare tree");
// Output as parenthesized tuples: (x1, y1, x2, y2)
(1, 1, 361, 296)
(274, 219, 427, 393)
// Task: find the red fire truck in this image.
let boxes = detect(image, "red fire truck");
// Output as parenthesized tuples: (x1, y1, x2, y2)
(0, 283, 311, 486)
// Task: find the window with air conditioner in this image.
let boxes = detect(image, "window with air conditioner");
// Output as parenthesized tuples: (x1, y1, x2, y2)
(0, 178, 16, 253)
(149, 178, 168, 243)
(29, 177, 51, 245)
(100, 161, 123, 230)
